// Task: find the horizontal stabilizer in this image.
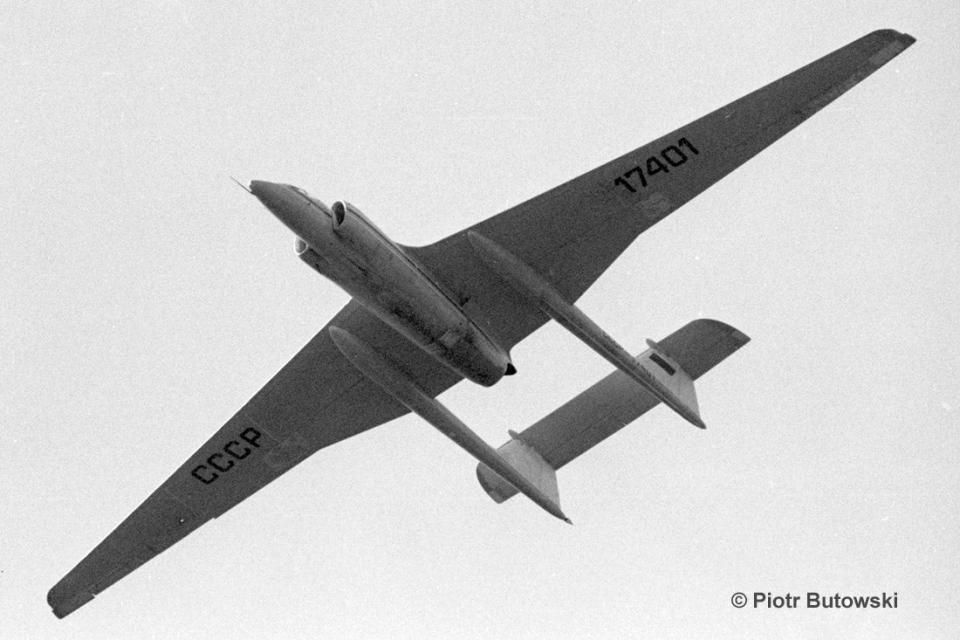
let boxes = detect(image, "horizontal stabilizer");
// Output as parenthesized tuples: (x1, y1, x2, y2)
(477, 319, 748, 503)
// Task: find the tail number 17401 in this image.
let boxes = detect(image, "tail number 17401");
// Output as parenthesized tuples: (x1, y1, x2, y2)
(612, 137, 700, 193)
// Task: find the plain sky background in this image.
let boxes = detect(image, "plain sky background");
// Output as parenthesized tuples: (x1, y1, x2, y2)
(2, 2, 958, 638)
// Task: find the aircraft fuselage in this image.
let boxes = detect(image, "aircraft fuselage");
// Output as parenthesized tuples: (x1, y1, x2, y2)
(249, 181, 511, 386)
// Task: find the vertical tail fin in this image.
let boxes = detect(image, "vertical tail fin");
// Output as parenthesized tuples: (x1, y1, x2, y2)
(642, 338, 700, 419)
(476, 431, 560, 505)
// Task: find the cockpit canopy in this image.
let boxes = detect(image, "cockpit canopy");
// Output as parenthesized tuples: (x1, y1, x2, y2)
(289, 185, 332, 215)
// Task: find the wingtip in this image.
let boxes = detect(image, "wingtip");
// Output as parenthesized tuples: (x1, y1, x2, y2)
(868, 29, 915, 43)
(47, 588, 92, 619)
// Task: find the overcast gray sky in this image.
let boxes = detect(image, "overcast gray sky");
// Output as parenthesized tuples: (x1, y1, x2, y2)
(2, 2, 958, 638)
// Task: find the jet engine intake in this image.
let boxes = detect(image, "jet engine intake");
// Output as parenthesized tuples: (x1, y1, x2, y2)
(332, 200, 364, 230)
(329, 200, 394, 261)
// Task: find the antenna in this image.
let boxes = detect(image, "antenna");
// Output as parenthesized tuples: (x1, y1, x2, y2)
(230, 176, 252, 194)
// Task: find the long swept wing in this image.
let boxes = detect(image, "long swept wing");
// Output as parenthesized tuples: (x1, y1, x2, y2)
(47, 300, 460, 618)
(409, 30, 914, 350)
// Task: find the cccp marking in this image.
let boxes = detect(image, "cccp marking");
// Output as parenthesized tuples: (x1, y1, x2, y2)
(191, 427, 262, 485)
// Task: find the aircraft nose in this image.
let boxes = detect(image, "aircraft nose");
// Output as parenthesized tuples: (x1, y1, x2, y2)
(250, 180, 290, 216)
(249, 180, 321, 243)
(249, 180, 282, 206)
